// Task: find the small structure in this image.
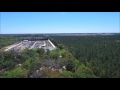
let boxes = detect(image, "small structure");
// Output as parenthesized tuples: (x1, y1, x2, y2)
(23, 40, 29, 42)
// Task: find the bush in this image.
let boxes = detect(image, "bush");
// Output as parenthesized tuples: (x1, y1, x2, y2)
(50, 50, 59, 60)
(73, 73, 88, 78)
(66, 60, 75, 72)
(61, 71, 73, 78)
(1, 67, 29, 78)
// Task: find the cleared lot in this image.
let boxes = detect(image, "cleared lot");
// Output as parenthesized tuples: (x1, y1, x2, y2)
(2, 40, 57, 52)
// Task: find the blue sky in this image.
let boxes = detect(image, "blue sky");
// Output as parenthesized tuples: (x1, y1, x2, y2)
(0, 12, 119, 34)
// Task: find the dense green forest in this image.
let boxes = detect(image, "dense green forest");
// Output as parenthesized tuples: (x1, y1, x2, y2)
(0, 36, 96, 78)
(1, 35, 120, 78)
(49, 35, 120, 78)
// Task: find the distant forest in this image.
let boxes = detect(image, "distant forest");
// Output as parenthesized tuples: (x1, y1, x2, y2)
(49, 35, 120, 78)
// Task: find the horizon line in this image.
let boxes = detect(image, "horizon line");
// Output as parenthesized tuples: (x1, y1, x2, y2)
(0, 32, 120, 34)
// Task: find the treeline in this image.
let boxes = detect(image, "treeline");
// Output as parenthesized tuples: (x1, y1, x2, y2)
(49, 35, 120, 78)
(0, 36, 22, 49)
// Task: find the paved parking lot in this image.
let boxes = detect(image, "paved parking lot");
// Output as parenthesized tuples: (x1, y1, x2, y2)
(2, 39, 57, 52)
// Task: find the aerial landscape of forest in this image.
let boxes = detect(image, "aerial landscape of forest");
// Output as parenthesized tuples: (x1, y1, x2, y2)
(0, 12, 119, 78)
(0, 33, 120, 78)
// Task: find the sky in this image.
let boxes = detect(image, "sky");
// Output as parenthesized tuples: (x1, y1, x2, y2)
(0, 12, 120, 34)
